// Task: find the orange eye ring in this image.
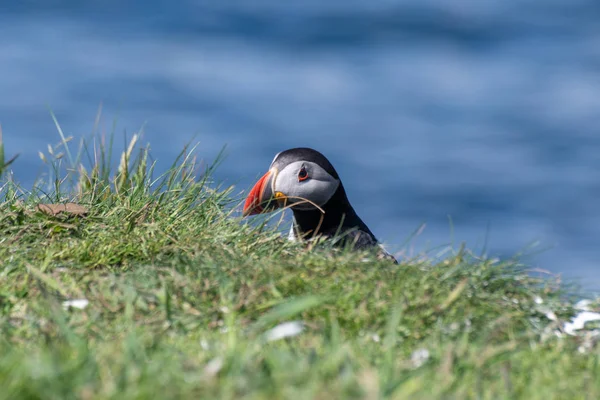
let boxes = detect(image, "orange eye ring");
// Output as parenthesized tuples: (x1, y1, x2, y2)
(298, 166, 309, 182)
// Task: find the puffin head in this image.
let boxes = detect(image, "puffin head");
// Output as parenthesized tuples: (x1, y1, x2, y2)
(242, 148, 341, 216)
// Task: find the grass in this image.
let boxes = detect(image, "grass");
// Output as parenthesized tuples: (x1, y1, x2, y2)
(0, 127, 598, 399)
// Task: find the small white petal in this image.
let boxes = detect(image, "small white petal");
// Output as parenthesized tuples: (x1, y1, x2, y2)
(203, 357, 223, 377)
(534, 296, 543, 305)
(265, 321, 304, 342)
(575, 299, 593, 311)
(371, 333, 381, 343)
(62, 299, 89, 310)
(545, 310, 558, 321)
(411, 348, 430, 368)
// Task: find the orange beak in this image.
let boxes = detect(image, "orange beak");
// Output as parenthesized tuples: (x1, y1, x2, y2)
(242, 169, 277, 216)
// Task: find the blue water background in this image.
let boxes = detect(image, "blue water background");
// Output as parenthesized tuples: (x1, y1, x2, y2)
(1, 2, 599, 288)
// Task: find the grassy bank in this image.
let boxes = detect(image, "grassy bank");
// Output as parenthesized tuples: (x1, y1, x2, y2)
(0, 132, 598, 399)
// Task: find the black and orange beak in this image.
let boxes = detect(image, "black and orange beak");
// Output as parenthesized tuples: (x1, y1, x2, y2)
(242, 169, 280, 216)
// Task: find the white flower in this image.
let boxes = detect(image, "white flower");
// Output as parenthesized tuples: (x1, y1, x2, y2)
(534, 296, 557, 321)
(203, 357, 223, 377)
(62, 299, 89, 310)
(411, 348, 430, 368)
(265, 321, 304, 342)
(575, 299, 593, 311)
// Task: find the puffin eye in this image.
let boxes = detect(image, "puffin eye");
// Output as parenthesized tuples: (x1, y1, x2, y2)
(298, 166, 309, 182)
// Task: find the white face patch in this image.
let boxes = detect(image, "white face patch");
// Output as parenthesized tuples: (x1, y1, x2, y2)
(274, 161, 340, 210)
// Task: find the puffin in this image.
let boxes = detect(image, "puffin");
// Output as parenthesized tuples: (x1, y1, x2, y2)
(243, 147, 395, 261)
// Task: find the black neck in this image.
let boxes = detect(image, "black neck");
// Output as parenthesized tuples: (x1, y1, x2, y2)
(291, 184, 373, 238)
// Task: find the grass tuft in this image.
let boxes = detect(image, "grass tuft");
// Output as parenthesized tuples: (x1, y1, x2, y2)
(0, 124, 19, 179)
(0, 124, 598, 399)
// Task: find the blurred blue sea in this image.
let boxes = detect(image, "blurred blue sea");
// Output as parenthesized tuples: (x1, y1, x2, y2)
(1, 1, 599, 288)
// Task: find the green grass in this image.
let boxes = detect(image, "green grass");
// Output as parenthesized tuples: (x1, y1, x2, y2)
(0, 129, 598, 399)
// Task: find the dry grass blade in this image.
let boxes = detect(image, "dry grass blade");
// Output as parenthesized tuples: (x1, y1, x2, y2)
(440, 278, 468, 310)
(116, 133, 140, 191)
(276, 194, 326, 239)
(0, 123, 19, 176)
(37, 203, 89, 217)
